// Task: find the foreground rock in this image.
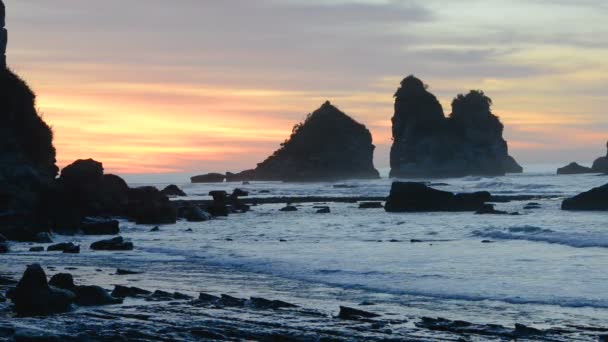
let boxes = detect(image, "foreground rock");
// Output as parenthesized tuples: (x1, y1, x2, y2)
(232, 101, 380, 182)
(126, 186, 176, 224)
(90, 236, 133, 251)
(592, 141, 608, 173)
(562, 183, 608, 211)
(557, 162, 593, 175)
(385, 182, 490, 212)
(9, 264, 75, 316)
(390, 76, 522, 178)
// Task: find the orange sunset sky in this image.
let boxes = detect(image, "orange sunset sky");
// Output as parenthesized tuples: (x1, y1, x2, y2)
(5, 0, 608, 174)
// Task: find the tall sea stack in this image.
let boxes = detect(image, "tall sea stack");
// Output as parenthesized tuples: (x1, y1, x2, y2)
(242, 101, 380, 182)
(390, 75, 522, 178)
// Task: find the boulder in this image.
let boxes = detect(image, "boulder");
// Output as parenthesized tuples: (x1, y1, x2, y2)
(126, 187, 176, 224)
(184, 206, 212, 222)
(161, 184, 186, 197)
(390, 76, 522, 178)
(562, 183, 608, 211)
(385, 182, 490, 212)
(111, 285, 151, 298)
(240, 101, 380, 182)
(74, 285, 122, 306)
(207, 191, 229, 216)
(191, 173, 225, 183)
(279, 205, 298, 212)
(47, 242, 79, 253)
(90, 236, 133, 251)
(80, 217, 119, 235)
(48, 273, 76, 291)
(10, 264, 75, 316)
(557, 162, 593, 175)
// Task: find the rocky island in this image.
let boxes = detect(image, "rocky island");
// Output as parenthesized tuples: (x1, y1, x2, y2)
(390, 75, 522, 178)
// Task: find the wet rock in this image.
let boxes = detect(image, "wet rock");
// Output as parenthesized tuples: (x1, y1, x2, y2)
(62, 244, 80, 254)
(207, 191, 229, 216)
(191, 173, 225, 183)
(385, 182, 490, 212)
(173, 292, 193, 300)
(90, 236, 133, 251)
(198, 292, 220, 303)
(250, 297, 298, 310)
(232, 188, 249, 197)
(218, 294, 246, 307)
(513, 323, 543, 337)
(338, 306, 381, 320)
(147, 290, 191, 301)
(359, 202, 383, 209)
(390, 76, 522, 177)
(184, 206, 212, 222)
(244, 101, 380, 182)
(150, 226, 160, 232)
(415, 317, 545, 339)
(48, 273, 76, 291)
(0, 241, 7, 253)
(229, 189, 250, 213)
(126, 187, 177, 224)
(161, 184, 186, 197)
(111, 285, 151, 298)
(279, 205, 298, 212)
(481, 240, 495, 243)
(116, 268, 141, 275)
(47, 242, 78, 253)
(74, 285, 122, 306)
(475, 204, 507, 215)
(80, 217, 119, 235)
(316, 206, 331, 214)
(34, 232, 53, 243)
(562, 183, 608, 211)
(29, 246, 44, 252)
(10, 264, 75, 316)
(557, 162, 593, 175)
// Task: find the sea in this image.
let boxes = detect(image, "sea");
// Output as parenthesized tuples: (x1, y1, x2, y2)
(1, 164, 608, 340)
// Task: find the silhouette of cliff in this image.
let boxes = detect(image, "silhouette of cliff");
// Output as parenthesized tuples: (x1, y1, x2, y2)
(251, 101, 380, 181)
(390, 76, 522, 178)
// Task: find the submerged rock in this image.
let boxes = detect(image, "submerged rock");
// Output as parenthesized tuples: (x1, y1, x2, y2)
(240, 101, 380, 182)
(390, 76, 522, 178)
(557, 162, 593, 175)
(161, 184, 186, 197)
(279, 205, 298, 212)
(90, 236, 133, 251)
(475, 204, 508, 215)
(338, 306, 381, 320)
(111, 285, 151, 298)
(10, 264, 75, 316)
(562, 183, 608, 211)
(385, 182, 490, 212)
(191, 173, 225, 183)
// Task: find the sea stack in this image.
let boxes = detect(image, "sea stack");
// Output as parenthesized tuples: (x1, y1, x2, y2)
(390, 75, 522, 178)
(1, 0, 6, 68)
(239, 101, 380, 182)
(591, 141, 608, 173)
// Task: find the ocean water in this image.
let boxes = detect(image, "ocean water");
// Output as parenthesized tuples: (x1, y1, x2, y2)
(2, 168, 608, 339)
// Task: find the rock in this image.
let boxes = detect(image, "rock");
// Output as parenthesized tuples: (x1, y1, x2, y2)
(126, 187, 176, 224)
(562, 183, 608, 211)
(191, 173, 225, 183)
(198, 292, 220, 303)
(184, 206, 212, 222)
(34, 232, 52, 243)
(390, 76, 522, 178)
(147, 290, 191, 301)
(225, 169, 255, 183)
(279, 205, 298, 212)
(228, 189, 250, 213)
(111, 285, 151, 298)
(62, 244, 80, 254)
(557, 162, 593, 175)
(48, 273, 76, 291)
(74, 285, 122, 306)
(116, 268, 141, 275)
(385, 182, 489, 212)
(232, 188, 249, 197)
(592, 141, 608, 173)
(161, 184, 186, 197)
(29, 246, 44, 252)
(240, 101, 380, 182)
(218, 294, 246, 307)
(338, 306, 381, 320)
(359, 202, 383, 209)
(150, 226, 160, 232)
(316, 206, 330, 214)
(207, 191, 229, 216)
(0, 241, 7, 253)
(80, 217, 119, 235)
(10, 264, 75, 316)
(250, 297, 298, 310)
(90, 236, 133, 251)
(475, 204, 508, 215)
(47, 242, 78, 252)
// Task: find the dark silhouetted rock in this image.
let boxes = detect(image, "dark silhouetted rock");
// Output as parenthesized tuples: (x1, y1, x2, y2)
(316, 206, 330, 214)
(48, 273, 75, 291)
(250, 297, 298, 310)
(225, 169, 255, 182)
(592, 141, 608, 173)
(80, 217, 119, 235)
(244, 101, 379, 182)
(0, 241, 7, 253)
(47, 242, 79, 253)
(198, 292, 220, 303)
(126, 186, 176, 224)
(359, 202, 383, 209)
(385, 182, 490, 212)
(228, 189, 250, 213)
(390, 76, 522, 178)
(34, 232, 52, 243)
(557, 162, 593, 175)
(184, 206, 212, 222)
(475, 204, 507, 215)
(111, 285, 151, 298)
(161, 184, 186, 197)
(29, 246, 44, 252)
(116, 268, 141, 275)
(338, 306, 381, 320)
(191, 173, 225, 183)
(562, 183, 608, 211)
(10, 264, 75, 316)
(62, 244, 80, 254)
(218, 294, 246, 307)
(279, 205, 298, 212)
(207, 190, 229, 216)
(90, 236, 133, 251)
(74, 285, 122, 306)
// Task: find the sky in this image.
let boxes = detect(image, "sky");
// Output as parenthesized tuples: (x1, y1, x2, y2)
(4, 0, 608, 174)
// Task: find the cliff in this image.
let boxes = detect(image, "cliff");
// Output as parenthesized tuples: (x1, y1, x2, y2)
(251, 101, 379, 181)
(390, 76, 522, 178)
